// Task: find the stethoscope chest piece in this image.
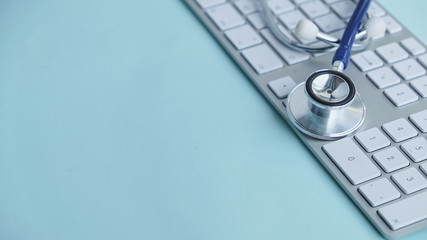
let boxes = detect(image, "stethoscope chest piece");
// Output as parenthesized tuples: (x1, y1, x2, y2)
(286, 70, 366, 140)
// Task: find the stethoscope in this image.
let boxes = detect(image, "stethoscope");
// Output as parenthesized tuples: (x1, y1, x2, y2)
(258, 0, 385, 53)
(259, 0, 386, 140)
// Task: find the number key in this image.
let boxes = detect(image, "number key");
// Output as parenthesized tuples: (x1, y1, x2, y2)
(401, 137, 427, 163)
(323, 138, 381, 185)
(392, 168, 427, 194)
(373, 147, 409, 173)
(382, 118, 418, 142)
(355, 127, 390, 152)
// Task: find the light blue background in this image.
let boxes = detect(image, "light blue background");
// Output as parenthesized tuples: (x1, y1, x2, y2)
(0, 0, 426, 239)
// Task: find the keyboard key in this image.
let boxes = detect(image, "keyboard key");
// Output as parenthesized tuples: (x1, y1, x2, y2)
(393, 59, 426, 81)
(278, 24, 298, 42)
(401, 137, 427, 163)
(323, 138, 381, 185)
(323, 0, 340, 4)
(418, 54, 427, 68)
(241, 44, 284, 74)
(247, 13, 266, 30)
(268, 76, 297, 99)
(225, 25, 262, 50)
(373, 147, 410, 173)
(278, 9, 305, 30)
(367, 67, 401, 89)
(376, 42, 409, 64)
(233, 0, 257, 15)
(196, 0, 226, 8)
(368, 2, 385, 17)
(261, 29, 310, 65)
(351, 50, 383, 72)
(392, 167, 427, 194)
(331, 1, 356, 19)
(384, 84, 419, 107)
(267, 0, 295, 15)
(355, 127, 390, 153)
(300, 0, 329, 18)
(378, 190, 427, 230)
(410, 76, 427, 98)
(314, 13, 345, 33)
(383, 15, 402, 34)
(421, 163, 427, 175)
(293, 0, 313, 4)
(410, 109, 427, 132)
(382, 118, 418, 143)
(206, 3, 245, 31)
(359, 178, 400, 207)
(401, 37, 426, 56)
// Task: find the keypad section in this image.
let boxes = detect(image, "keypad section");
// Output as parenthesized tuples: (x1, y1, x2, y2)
(361, 38, 427, 107)
(329, 108, 427, 229)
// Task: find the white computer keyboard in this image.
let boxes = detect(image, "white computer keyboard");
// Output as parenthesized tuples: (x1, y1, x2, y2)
(185, 0, 427, 238)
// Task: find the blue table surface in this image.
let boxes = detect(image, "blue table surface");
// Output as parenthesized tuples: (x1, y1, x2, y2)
(0, 0, 426, 239)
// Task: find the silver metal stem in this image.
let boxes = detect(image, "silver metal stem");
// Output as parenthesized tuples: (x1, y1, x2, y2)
(332, 61, 345, 72)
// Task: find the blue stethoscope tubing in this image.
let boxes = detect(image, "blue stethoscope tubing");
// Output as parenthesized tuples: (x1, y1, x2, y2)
(333, 0, 372, 70)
